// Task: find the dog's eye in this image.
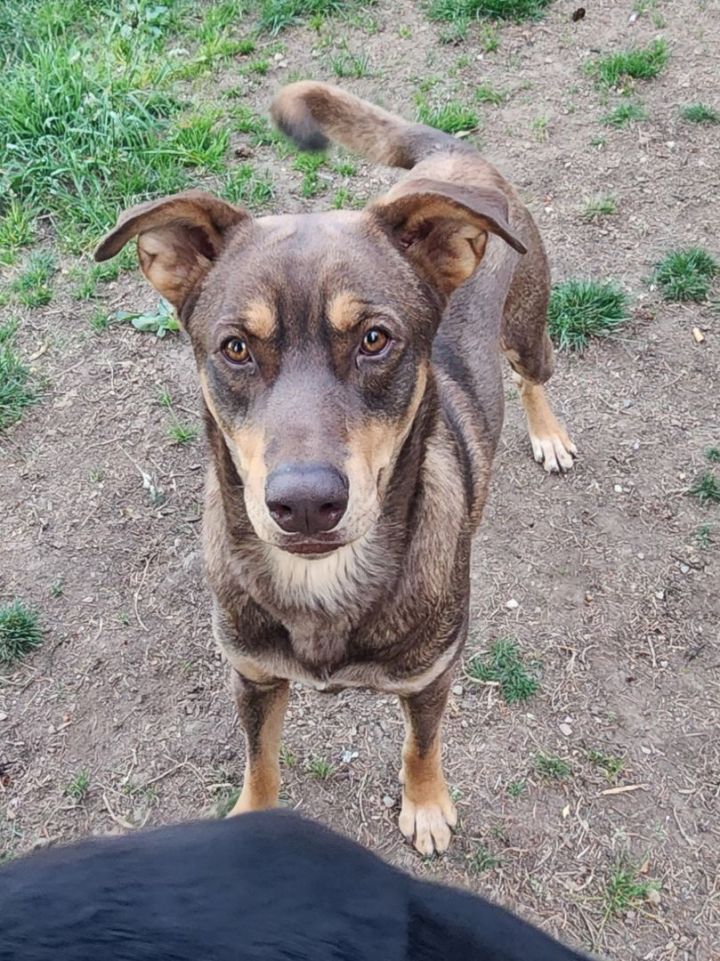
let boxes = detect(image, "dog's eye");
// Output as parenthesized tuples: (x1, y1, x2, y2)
(360, 327, 390, 356)
(222, 337, 251, 365)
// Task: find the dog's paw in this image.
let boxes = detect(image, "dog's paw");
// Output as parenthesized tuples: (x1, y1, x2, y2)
(399, 791, 457, 856)
(529, 423, 577, 473)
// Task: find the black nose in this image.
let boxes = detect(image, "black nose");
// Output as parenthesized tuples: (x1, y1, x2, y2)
(265, 464, 349, 536)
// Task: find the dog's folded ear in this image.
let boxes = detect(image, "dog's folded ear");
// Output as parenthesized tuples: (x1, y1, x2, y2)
(368, 178, 526, 297)
(94, 190, 248, 311)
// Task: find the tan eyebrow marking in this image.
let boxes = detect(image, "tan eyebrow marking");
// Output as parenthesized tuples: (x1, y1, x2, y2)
(243, 300, 276, 340)
(326, 291, 364, 333)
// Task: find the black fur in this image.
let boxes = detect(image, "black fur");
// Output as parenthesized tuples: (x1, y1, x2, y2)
(0, 811, 593, 961)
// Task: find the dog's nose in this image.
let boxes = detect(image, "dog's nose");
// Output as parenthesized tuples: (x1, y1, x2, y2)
(265, 464, 348, 535)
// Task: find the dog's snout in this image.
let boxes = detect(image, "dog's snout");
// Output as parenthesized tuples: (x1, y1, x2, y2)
(265, 464, 348, 535)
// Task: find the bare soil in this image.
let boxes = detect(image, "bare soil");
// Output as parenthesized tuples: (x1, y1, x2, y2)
(1, 2, 719, 959)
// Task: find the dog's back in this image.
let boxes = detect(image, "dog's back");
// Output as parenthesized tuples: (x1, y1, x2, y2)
(0, 811, 591, 961)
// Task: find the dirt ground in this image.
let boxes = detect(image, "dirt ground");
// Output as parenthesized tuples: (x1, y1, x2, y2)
(1, 1, 719, 958)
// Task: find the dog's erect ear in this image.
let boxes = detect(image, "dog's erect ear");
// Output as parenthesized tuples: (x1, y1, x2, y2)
(368, 178, 526, 297)
(94, 190, 248, 310)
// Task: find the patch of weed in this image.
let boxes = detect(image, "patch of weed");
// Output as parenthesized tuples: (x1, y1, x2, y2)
(588, 39, 669, 88)
(466, 639, 539, 704)
(468, 843, 499, 873)
(680, 103, 720, 124)
(0, 599, 43, 665)
(603, 862, 660, 918)
(582, 196, 617, 221)
(531, 115, 550, 141)
(0, 200, 35, 266)
(547, 279, 628, 351)
(116, 299, 179, 338)
(213, 787, 240, 818)
(416, 98, 479, 133)
(694, 524, 712, 548)
(157, 389, 174, 408)
(689, 472, 720, 505)
(0, 320, 36, 431)
(9, 251, 56, 307)
(293, 152, 327, 198)
(331, 49, 371, 78)
(588, 750, 625, 782)
(332, 188, 365, 209)
(306, 756, 334, 779)
(280, 745, 297, 768)
(232, 106, 283, 147)
(653, 248, 718, 302)
(89, 309, 111, 333)
(507, 779, 526, 798)
(168, 422, 199, 446)
(165, 111, 230, 173)
(64, 770, 90, 802)
(49, 580, 64, 598)
(535, 754, 571, 781)
(223, 165, 275, 210)
(706, 447, 720, 464)
(258, 0, 368, 35)
(428, 0, 552, 23)
(603, 100, 647, 127)
(475, 83, 506, 105)
(72, 261, 120, 300)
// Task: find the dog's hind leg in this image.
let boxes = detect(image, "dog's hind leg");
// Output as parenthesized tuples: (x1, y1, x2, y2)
(229, 671, 289, 815)
(501, 225, 577, 473)
(398, 672, 457, 856)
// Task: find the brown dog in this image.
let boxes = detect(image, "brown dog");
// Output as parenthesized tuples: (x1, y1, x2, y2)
(95, 82, 576, 855)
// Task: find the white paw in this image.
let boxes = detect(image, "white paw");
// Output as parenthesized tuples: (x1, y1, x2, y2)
(529, 428, 577, 473)
(399, 792, 457, 856)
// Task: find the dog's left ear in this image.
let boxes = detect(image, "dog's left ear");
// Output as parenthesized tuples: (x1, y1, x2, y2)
(368, 178, 526, 297)
(94, 190, 248, 311)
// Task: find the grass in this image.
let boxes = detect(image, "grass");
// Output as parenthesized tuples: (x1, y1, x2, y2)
(71, 261, 120, 300)
(603, 100, 647, 127)
(695, 524, 712, 548)
(467, 843, 499, 873)
(603, 862, 660, 918)
(653, 248, 718, 302)
(680, 103, 720, 124)
(213, 787, 241, 817)
(428, 0, 553, 23)
(706, 448, 720, 464)
(0, 200, 35, 266)
(165, 111, 230, 173)
(582, 196, 617, 222)
(168, 422, 199, 446)
(0, 599, 43, 665)
(64, 770, 91, 802)
(507, 779, 526, 798)
(306, 756, 335, 779)
(331, 49, 371, 78)
(416, 99, 479, 134)
(588, 39, 669, 88)
(547, 280, 629, 351)
(257, 0, 370, 34)
(689, 473, 720, 505)
(0, 320, 36, 431)
(8, 251, 56, 307)
(535, 754, 572, 781)
(588, 750, 625, 782)
(293, 152, 327, 198)
(466, 639, 539, 704)
(475, 83, 506, 105)
(222, 165, 275, 210)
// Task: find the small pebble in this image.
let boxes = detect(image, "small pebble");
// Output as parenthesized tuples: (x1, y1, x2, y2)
(0, 712, 7, 722)
(382, 795, 395, 809)
(506, 598, 519, 610)
(452, 684, 464, 697)
(679, 563, 690, 574)
(614, 484, 623, 493)
(559, 723, 573, 737)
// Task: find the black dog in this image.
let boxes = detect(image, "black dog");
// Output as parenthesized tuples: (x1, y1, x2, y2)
(0, 811, 592, 960)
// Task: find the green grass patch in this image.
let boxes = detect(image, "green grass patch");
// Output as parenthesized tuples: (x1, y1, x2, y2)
(257, 0, 371, 34)
(689, 472, 720, 505)
(0, 599, 43, 665)
(222, 165, 275, 210)
(0, 320, 36, 430)
(547, 279, 628, 351)
(306, 756, 335, 779)
(467, 843, 499, 873)
(475, 83, 506, 105)
(652, 248, 718, 302)
(680, 103, 720, 124)
(694, 523, 712, 548)
(588, 750, 625, 782)
(582, 196, 617, 222)
(8, 251, 56, 307)
(331, 49, 371, 78)
(535, 754, 571, 781)
(506, 779, 526, 798)
(293, 152, 327, 198)
(588, 39, 669, 88)
(603, 862, 660, 918)
(165, 111, 230, 173)
(706, 447, 720, 464)
(213, 787, 241, 817)
(71, 261, 121, 300)
(232, 105, 284, 148)
(64, 769, 91, 802)
(428, 0, 552, 23)
(168, 422, 199, 446)
(466, 639, 539, 704)
(603, 100, 647, 127)
(416, 98, 479, 133)
(0, 200, 35, 266)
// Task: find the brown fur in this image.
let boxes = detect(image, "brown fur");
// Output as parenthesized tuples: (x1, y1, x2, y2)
(94, 82, 576, 854)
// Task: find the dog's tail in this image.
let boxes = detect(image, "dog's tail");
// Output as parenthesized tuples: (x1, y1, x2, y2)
(270, 81, 465, 170)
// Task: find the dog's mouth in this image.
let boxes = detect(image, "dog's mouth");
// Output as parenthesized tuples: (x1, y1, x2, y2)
(279, 539, 345, 558)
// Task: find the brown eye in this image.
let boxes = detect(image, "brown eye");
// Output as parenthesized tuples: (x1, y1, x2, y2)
(360, 327, 390, 356)
(222, 337, 250, 365)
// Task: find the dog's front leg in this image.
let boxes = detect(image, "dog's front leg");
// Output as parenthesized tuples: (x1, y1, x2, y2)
(398, 671, 457, 856)
(229, 670, 289, 816)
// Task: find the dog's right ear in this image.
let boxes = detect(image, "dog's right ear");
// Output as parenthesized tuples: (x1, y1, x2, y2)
(94, 190, 249, 311)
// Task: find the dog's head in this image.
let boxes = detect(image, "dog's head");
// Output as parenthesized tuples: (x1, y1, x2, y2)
(95, 180, 524, 557)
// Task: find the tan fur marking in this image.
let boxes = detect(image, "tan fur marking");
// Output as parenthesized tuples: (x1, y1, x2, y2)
(326, 291, 363, 333)
(514, 373, 577, 473)
(398, 730, 457, 856)
(243, 299, 276, 340)
(230, 681, 289, 815)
